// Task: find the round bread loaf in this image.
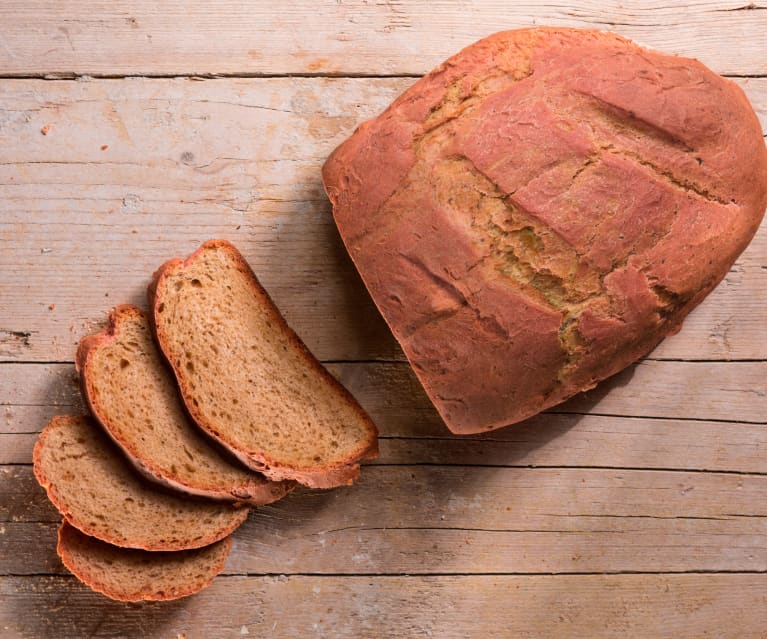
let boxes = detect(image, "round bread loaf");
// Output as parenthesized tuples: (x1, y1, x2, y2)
(322, 27, 767, 434)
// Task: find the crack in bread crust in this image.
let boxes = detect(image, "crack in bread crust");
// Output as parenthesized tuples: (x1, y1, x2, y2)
(324, 27, 767, 433)
(610, 149, 732, 206)
(393, 46, 737, 390)
(577, 91, 696, 154)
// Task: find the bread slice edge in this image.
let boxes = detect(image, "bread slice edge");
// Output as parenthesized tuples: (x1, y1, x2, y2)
(76, 304, 294, 504)
(148, 239, 379, 489)
(33, 415, 250, 551)
(56, 520, 231, 602)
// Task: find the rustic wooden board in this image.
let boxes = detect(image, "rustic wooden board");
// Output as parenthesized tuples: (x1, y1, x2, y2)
(1, 1, 766, 76)
(2, 2, 767, 637)
(3, 574, 767, 639)
(2, 357, 766, 437)
(6, 408, 767, 471)
(5, 463, 767, 575)
(1, 77, 765, 362)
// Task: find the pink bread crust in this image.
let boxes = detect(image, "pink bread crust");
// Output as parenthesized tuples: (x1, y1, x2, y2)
(76, 305, 294, 505)
(323, 27, 767, 434)
(33, 415, 249, 551)
(56, 521, 231, 602)
(148, 240, 379, 489)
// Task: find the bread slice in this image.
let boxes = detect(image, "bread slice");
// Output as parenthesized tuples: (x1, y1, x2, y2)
(57, 520, 231, 602)
(77, 304, 292, 505)
(148, 239, 378, 488)
(33, 415, 249, 550)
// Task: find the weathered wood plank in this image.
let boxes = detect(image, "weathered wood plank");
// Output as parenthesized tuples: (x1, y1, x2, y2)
(375, 415, 767, 471)
(6, 464, 767, 574)
(3, 574, 767, 638)
(2, 358, 765, 440)
(5, 344, 767, 477)
(556, 359, 767, 423)
(9, 464, 767, 527)
(9, 372, 767, 473)
(6, 411, 767, 472)
(0, 364, 80, 415)
(0, 523, 62, 575)
(0, 433, 35, 463)
(336, 359, 767, 426)
(0, 467, 57, 522)
(1, 1, 766, 76)
(6, 497, 767, 575)
(0, 404, 85, 436)
(0, 76, 415, 363)
(1, 78, 765, 362)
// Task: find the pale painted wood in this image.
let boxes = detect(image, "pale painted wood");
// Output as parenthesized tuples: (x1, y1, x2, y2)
(3, 574, 767, 639)
(1, 78, 765, 362)
(1, 1, 766, 76)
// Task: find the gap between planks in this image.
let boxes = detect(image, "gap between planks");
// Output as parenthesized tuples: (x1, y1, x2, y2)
(8, 570, 767, 581)
(0, 72, 763, 79)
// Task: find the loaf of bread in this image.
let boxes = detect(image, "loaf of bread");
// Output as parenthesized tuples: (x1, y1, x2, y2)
(34, 415, 249, 550)
(323, 27, 767, 434)
(149, 240, 379, 488)
(77, 305, 293, 505)
(57, 521, 231, 602)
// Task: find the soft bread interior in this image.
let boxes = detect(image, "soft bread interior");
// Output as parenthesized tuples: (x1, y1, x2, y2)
(153, 243, 377, 473)
(82, 307, 288, 503)
(57, 521, 231, 602)
(34, 416, 248, 550)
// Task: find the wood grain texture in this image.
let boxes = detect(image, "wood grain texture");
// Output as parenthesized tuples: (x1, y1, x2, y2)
(3, 574, 767, 639)
(5, 463, 767, 575)
(6, 411, 767, 471)
(2, 357, 765, 439)
(1, 1, 766, 76)
(2, 2, 767, 636)
(1, 78, 765, 362)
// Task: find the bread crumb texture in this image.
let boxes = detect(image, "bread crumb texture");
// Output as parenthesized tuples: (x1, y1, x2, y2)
(33, 415, 248, 550)
(78, 305, 291, 505)
(151, 241, 378, 487)
(57, 521, 231, 602)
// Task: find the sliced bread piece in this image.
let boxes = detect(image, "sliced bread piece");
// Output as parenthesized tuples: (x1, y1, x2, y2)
(149, 239, 379, 488)
(77, 304, 292, 505)
(57, 520, 231, 602)
(33, 415, 249, 550)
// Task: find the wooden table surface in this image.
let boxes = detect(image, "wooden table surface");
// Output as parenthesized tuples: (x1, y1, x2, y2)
(1, 2, 766, 637)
